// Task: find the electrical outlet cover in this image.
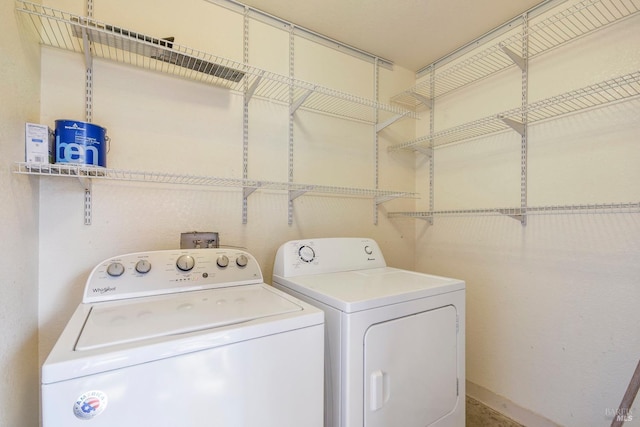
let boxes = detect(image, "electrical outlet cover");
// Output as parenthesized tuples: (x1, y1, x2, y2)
(180, 232, 219, 249)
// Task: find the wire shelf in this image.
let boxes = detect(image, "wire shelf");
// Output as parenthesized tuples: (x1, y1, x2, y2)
(15, 0, 418, 124)
(13, 162, 419, 201)
(389, 202, 640, 219)
(389, 71, 640, 152)
(391, 0, 640, 110)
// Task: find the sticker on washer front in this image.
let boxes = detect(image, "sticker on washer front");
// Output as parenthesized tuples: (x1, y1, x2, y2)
(73, 390, 108, 420)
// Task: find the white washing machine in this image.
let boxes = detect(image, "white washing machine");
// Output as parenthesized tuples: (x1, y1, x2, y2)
(42, 248, 324, 426)
(272, 237, 465, 427)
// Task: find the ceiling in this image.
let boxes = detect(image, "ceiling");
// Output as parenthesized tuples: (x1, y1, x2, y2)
(239, 0, 547, 71)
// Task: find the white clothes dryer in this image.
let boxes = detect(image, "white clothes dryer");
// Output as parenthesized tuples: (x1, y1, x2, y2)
(272, 238, 465, 427)
(42, 248, 324, 427)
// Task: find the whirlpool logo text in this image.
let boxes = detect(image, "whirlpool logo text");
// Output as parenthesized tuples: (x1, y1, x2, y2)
(92, 286, 116, 294)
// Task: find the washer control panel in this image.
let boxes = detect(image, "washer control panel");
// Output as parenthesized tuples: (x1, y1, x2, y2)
(273, 237, 387, 278)
(85, 248, 263, 303)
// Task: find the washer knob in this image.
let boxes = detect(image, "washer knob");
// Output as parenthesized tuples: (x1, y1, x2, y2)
(217, 255, 229, 268)
(236, 254, 248, 268)
(364, 245, 373, 255)
(298, 245, 315, 263)
(135, 260, 152, 274)
(176, 255, 195, 272)
(106, 262, 125, 277)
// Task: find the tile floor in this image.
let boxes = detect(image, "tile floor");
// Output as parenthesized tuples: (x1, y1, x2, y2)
(466, 396, 525, 427)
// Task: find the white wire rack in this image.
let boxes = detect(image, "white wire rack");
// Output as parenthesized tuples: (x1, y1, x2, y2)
(391, 0, 640, 110)
(389, 71, 640, 151)
(388, 202, 640, 220)
(15, 0, 418, 125)
(13, 162, 418, 201)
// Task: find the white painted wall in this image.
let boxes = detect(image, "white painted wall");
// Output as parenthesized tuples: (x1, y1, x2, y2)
(0, 1, 42, 427)
(414, 8, 640, 427)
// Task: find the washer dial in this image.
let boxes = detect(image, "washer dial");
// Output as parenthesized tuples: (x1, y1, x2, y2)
(176, 255, 195, 272)
(135, 260, 152, 274)
(236, 254, 248, 268)
(217, 255, 230, 268)
(106, 262, 125, 277)
(364, 245, 373, 255)
(298, 245, 316, 263)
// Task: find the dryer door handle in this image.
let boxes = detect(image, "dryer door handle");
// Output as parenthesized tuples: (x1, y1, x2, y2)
(370, 370, 389, 411)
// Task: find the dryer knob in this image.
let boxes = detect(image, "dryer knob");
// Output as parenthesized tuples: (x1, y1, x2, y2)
(106, 262, 125, 277)
(236, 254, 248, 268)
(176, 255, 195, 272)
(298, 245, 315, 263)
(217, 255, 230, 268)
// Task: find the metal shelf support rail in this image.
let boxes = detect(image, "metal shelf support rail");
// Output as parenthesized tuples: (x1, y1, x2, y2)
(373, 58, 380, 225)
(80, 0, 95, 224)
(519, 12, 530, 226)
(287, 25, 296, 225)
(242, 6, 250, 224)
(15, 0, 418, 125)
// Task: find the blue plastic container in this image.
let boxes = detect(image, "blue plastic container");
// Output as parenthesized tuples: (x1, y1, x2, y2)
(55, 120, 108, 167)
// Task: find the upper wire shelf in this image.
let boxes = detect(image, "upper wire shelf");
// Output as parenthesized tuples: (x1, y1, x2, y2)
(15, 0, 418, 125)
(13, 162, 418, 203)
(389, 71, 640, 152)
(391, 0, 640, 110)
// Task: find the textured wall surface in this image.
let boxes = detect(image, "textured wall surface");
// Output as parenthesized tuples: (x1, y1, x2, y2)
(414, 7, 640, 427)
(1, 0, 42, 426)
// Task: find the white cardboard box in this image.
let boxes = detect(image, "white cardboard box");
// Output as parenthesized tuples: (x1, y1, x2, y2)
(25, 122, 53, 163)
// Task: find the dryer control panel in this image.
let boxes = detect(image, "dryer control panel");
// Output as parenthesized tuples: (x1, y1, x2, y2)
(84, 249, 263, 303)
(273, 237, 387, 278)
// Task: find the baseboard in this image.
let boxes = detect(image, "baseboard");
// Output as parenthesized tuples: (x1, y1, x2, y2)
(466, 381, 562, 427)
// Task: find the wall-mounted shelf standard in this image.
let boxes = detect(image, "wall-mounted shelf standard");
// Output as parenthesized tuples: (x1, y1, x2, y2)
(391, 0, 640, 110)
(14, 162, 418, 225)
(15, 0, 418, 125)
(389, 71, 640, 152)
(389, 202, 640, 221)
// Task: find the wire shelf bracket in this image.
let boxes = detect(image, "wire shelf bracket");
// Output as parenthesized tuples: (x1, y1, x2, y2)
(500, 45, 525, 70)
(290, 87, 316, 115)
(499, 116, 526, 136)
(376, 112, 411, 133)
(496, 208, 525, 222)
(244, 71, 264, 105)
(413, 146, 434, 158)
(407, 92, 432, 110)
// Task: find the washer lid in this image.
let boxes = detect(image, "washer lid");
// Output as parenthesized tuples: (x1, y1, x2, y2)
(75, 284, 302, 351)
(274, 267, 464, 313)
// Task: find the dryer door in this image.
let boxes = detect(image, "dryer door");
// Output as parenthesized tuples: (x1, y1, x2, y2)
(364, 305, 459, 427)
